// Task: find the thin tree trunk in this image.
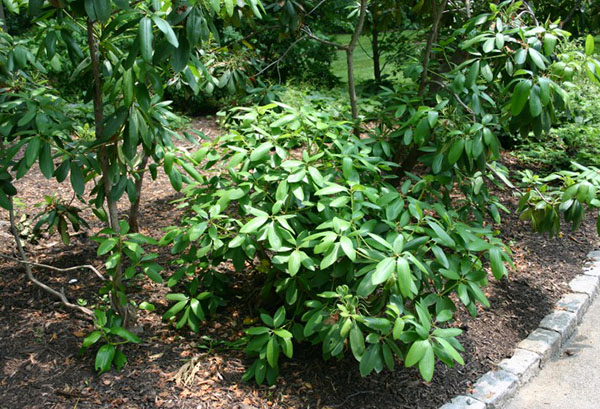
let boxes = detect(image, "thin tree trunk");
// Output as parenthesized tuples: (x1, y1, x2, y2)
(372, 27, 381, 83)
(86, 19, 131, 326)
(0, 1, 6, 32)
(372, 2, 382, 83)
(347, 48, 359, 121)
(417, 0, 448, 96)
(346, 0, 369, 129)
(396, 0, 448, 174)
(302, 0, 367, 128)
(128, 154, 148, 233)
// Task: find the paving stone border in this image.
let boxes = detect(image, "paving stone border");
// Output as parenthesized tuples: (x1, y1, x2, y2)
(439, 250, 600, 409)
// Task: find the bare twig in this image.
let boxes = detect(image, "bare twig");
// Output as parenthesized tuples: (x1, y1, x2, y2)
(7, 197, 93, 317)
(254, 34, 307, 77)
(0, 253, 105, 280)
(301, 27, 345, 50)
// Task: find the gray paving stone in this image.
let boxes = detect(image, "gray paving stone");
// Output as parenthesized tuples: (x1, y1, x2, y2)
(588, 250, 600, 261)
(556, 293, 590, 323)
(539, 310, 577, 341)
(498, 348, 541, 385)
(517, 328, 561, 365)
(467, 370, 518, 409)
(438, 395, 486, 409)
(582, 263, 600, 277)
(568, 274, 600, 298)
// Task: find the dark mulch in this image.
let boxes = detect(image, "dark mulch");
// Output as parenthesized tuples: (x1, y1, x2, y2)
(1, 119, 598, 409)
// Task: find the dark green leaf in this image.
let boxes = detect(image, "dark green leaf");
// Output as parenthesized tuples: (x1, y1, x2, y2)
(95, 344, 116, 374)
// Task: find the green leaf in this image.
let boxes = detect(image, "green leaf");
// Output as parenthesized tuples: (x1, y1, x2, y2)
(489, 247, 507, 279)
(39, 143, 54, 179)
(240, 216, 269, 234)
(93, 0, 111, 23)
(168, 168, 182, 191)
(427, 221, 455, 247)
(266, 337, 279, 368)
(418, 342, 435, 381)
(209, 0, 221, 13)
(529, 85, 542, 118)
(152, 16, 179, 48)
(273, 306, 285, 328)
(405, 339, 427, 367)
(349, 324, 365, 361)
(70, 161, 85, 196)
(436, 337, 464, 365)
(396, 257, 413, 298)
(25, 138, 41, 167)
(510, 79, 532, 116)
(143, 263, 163, 283)
(448, 139, 464, 165)
(113, 349, 127, 371)
(95, 344, 116, 374)
(97, 237, 118, 255)
(139, 17, 153, 63)
(339, 236, 356, 261)
(543, 34, 557, 55)
(315, 184, 347, 196)
(110, 327, 141, 343)
(585, 35, 595, 56)
(250, 142, 273, 162)
(246, 326, 270, 335)
(371, 257, 396, 286)
(359, 344, 379, 377)
(528, 48, 546, 70)
(288, 250, 301, 276)
(82, 331, 102, 348)
(224, 0, 234, 16)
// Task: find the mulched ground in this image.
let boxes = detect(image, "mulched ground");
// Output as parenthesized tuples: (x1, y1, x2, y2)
(1, 118, 598, 409)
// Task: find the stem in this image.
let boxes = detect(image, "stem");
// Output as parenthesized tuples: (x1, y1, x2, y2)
(128, 153, 149, 233)
(86, 18, 129, 325)
(7, 197, 93, 317)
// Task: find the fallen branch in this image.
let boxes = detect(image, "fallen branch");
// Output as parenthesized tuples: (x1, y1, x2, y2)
(7, 197, 93, 317)
(0, 253, 105, 281)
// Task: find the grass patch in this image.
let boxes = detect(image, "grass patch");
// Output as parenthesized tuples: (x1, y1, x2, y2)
(331, 34, 389, 83)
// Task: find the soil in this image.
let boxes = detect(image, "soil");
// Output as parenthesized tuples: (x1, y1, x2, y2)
(1, 118, 598, 409)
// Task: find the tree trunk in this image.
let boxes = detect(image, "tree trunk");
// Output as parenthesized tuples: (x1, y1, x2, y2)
(0, 1, 7, 32)
(372, 27, 381, 83)
(346, 0, 369, 129)
(372, 1, 382, 83)
(86, 19, 131, 327)
(347, 48, 359, 121)
(396, 0, 449, 174)
(128, 154, 149, 233)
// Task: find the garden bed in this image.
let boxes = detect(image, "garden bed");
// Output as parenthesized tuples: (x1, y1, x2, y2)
(1, 119, 598, 409)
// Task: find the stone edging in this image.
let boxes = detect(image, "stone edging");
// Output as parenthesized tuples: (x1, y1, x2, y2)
(439, 250, 600, 409)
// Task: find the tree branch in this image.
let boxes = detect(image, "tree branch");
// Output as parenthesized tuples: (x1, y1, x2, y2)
(7, 197, 93, 317)
(0, 253, 106, 280)
(301, 27, 346, 50)
(254, 34, 307, 77)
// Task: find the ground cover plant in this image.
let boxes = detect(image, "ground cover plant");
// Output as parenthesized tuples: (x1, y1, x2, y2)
(1, 0, 600, 406)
